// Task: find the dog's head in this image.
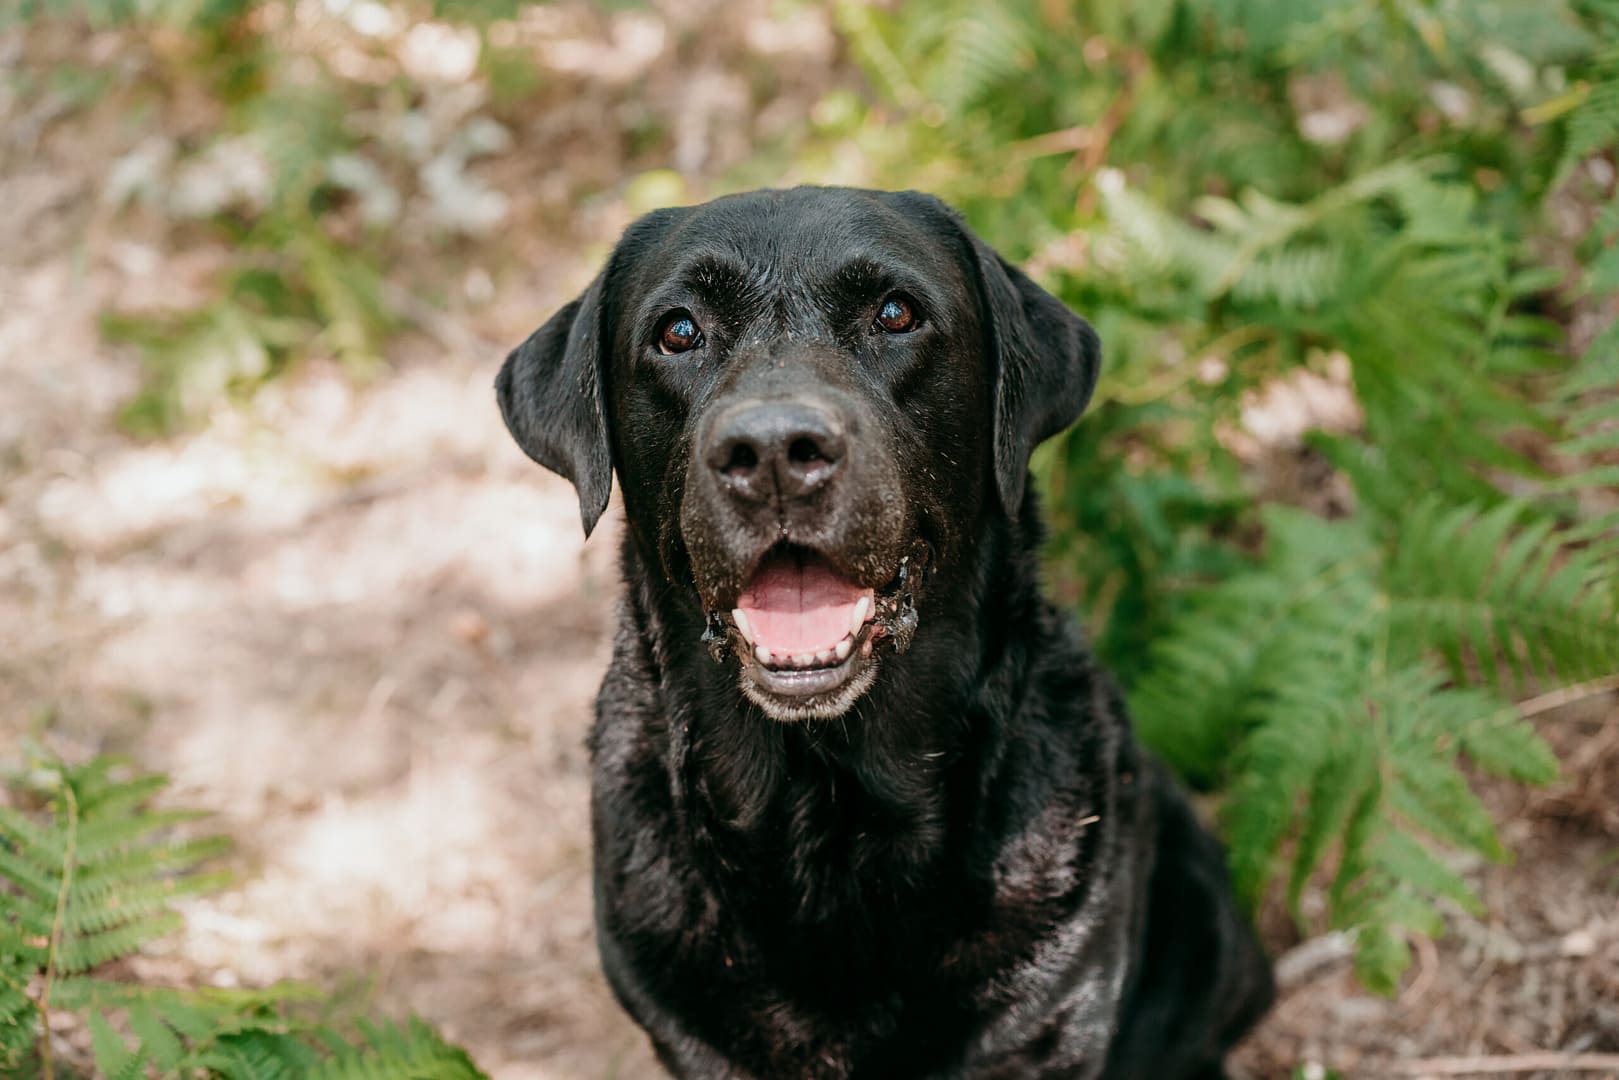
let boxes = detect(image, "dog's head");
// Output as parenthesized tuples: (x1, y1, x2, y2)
(497, 188, 1098, 721)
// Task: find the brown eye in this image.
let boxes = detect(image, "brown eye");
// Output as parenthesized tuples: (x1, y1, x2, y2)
(875, 295, 917, 333)
(658, 312, 702, 354)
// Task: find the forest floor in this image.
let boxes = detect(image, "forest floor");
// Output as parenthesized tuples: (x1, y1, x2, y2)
(2, 7, 1616, 1078)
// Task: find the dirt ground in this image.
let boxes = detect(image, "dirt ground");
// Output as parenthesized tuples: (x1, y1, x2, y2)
(2, 7, 1617, 1079)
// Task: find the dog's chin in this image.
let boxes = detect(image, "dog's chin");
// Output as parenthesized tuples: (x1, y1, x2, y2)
(739, 648, 881, 722)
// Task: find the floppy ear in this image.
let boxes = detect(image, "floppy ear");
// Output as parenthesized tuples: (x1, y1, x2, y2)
(969, 237, 1101, 519)
(495, 271, 613, 536)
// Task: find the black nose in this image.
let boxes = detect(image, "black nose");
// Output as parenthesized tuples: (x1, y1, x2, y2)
(706, 400, 846, 504)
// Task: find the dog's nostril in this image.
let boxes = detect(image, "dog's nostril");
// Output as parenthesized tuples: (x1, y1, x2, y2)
(724, 442, 760, 476)
(788, 437, 827, 465)
(707, 402, 845, 502)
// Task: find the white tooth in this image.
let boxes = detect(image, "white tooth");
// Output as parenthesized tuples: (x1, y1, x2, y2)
(850, 596, 870, 634)
(732, 609, 753, 643)
(795, 652, 817, 668)
(815, 649, 834, 665)
(755, 644, 772, 665)
(834, 637, 852, 661)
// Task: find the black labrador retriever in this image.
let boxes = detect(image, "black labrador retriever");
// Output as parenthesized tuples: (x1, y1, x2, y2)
(496, 187, 1273, 1079)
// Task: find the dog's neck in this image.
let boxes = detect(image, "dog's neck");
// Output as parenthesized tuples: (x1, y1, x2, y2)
(613, 494, 1070, 922)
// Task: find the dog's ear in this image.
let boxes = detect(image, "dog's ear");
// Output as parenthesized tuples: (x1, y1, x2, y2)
(970, 237, 1101, 518)
(496, 271, 614, 536)
(497, 208, 687, 536)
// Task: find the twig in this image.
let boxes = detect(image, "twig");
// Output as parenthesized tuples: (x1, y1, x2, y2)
(1517, 675, 1619, 719)
(1401, 929, 1440, 1006)
(1387, 1052, 1619, 1075)
(1272, 931, 1355, 990)
(39, 781, 79, 1080)
(1009, 125, 1098, 162)
(1070, 49, 1147, 215)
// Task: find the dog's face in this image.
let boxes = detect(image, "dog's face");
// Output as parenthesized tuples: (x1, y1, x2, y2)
(498, 188, 1098, 721)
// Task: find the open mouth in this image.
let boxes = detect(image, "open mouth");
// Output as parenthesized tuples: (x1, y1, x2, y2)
(703, 542, 929, 712)
(732, 545, 876, 696)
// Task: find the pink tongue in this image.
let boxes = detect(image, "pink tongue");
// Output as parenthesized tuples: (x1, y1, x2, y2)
(738, 553, 872, 655)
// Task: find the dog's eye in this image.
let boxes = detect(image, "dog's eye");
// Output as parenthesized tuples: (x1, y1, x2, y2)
(657, 312, 703, 354)
(874, 295, 918, 334)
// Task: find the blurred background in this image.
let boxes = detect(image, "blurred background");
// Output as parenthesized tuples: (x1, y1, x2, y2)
(2, 1, 1617, 1077)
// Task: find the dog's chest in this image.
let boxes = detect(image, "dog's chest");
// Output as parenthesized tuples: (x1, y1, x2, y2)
(622, 788, 1124, 1079)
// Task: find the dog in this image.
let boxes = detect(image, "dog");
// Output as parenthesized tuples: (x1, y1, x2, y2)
(496, 187, 1273, 1078)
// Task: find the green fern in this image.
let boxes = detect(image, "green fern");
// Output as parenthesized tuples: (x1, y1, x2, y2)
(839, 0, 1040, 116)
(1196, 0, 1341, 56)
(0, 755, 488, 1079)
(1, 756, 216, 1074)
(1553, 202, 1619, 569)
(92, 1011, 488, 1080)
(1552, 43, 1619, 186)
(1129, 495, 1609, 989)
(1385, 498, 1619, 690)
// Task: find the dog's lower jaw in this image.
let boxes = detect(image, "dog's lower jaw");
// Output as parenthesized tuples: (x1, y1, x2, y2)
(739, 658, 881, 721)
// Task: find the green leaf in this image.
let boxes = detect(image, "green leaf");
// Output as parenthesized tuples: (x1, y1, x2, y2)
(1352, 922, 1411, 997)
(89, 1010, 137, 1078)
(1287, 728, 1377, 917)
(129, 999, 187, 1070)
(1462, 708, 1560, 784)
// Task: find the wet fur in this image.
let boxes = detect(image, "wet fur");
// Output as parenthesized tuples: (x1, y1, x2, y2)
(496, 187, 1273, 1078)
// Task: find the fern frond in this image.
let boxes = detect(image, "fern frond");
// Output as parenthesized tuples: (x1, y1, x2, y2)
(1381, 668, 1509, 863)
(921, 4, 1035, 112)
(1, 755, 230, 1072)
(72, 808, 211, 864)
(1194, 0, 1337, 55)
(70, 770, 169, 821)
(2, 756, 490, 1076)
(0, 950, 39, 1071)
(66, 869, 233, 937)
(1239, 660, 1540, 989)
(1385, 497, 1619, 692)
(1222, 697, 1353, 909)
(2, 760, 232, 988)
(307, 1017, 487, 1080)
(1555, 45, 1619, 184)
(1131, 506, 1378, 787)
(127, 1000, 189, 1072)
(1284, 714, 1377, 915)
(55, 912, 186, 976)
(90, 1009, 145, 1080)
(0, 841, 61, 908)
(73, 834, 233, 896)
(1134, 492, 1580, 991)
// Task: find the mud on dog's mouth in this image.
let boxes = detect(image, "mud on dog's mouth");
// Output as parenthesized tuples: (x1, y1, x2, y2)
(701, 542, 930, 715)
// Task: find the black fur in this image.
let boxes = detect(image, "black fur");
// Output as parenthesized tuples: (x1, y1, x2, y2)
(496, 187, 1273, 1078)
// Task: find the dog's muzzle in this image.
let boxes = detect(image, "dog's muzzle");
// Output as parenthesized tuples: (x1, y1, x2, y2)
(682, 363, 924, 720)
